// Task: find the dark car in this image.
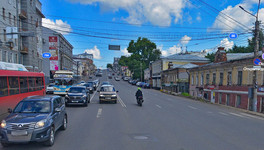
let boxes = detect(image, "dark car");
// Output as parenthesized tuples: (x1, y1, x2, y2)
(87, 81, 97, 90)
(83, 83, 94, 94)
(0, 95, 67, 147)
(65, 86, 90, 107)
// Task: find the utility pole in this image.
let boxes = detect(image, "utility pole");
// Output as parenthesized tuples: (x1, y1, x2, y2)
(16, 0, 21, 64)
(240, 1, 261, 112)
(140, 62, 142, 82)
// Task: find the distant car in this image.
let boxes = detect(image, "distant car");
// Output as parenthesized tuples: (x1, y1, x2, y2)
(89, 76, 93, 79)
(65, 86, 90, 107)
(143, 83, 150, 88)
(139, 82, 145, 87)
(132, 80, 138, 85)
(101, 81, 112, 86)
(87, 81, 97, 90)
(136, 82, 142, 86)
(123, 77, 129, 81)
(0, 95, 67, 147)
(93, 80, 100, 88)
(98, 85, 118, 104)
(83, 83, 94, 94)
(108, 75, 112, 79)
(46, 84, 55, 94)
(115, 77, 120, 81)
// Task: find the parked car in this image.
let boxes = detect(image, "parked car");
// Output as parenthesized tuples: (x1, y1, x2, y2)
(139, 82, 145, 87)
(46, 84, 55, 94)
(136, 82, 142, 86)
(108, 75, 112, 79)
(132, 80, 138, 85)
(123, 77, 130, 81)
(83, 83, 94, 94)
(0, 95, 67, 147)
(143, 83, 150, 88)
(65, 86, 90, 107)
(98, 85, 118, 104)
(115, 77, 120, 81)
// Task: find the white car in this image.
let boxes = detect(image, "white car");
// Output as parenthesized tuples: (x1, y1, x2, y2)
(46, 84, 55, 94)
(136, 82, 142, 86)
(115, 77, 120, 81)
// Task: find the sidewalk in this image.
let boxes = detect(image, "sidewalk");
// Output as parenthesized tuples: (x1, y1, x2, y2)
(158, 89, 264, 118)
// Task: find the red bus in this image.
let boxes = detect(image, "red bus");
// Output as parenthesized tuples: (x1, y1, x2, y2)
(0, 70, 46, 120)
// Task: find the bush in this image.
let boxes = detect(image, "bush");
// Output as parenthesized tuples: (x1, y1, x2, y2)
(181, 92, 190, 97)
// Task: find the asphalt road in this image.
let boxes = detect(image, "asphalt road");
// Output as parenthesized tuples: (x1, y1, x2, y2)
(2, 70, 264, 150)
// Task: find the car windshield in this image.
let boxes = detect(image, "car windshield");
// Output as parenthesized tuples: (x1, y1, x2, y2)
(69, 88, 85, 93)
(14, 101, 51, 113)
(83, 83, 93, 87)
(48, 85, 55, 87)
(100, 86, 115, 92)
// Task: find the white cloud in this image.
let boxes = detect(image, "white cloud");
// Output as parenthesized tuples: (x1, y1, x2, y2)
(84, 46, 102, 59)
(180, 35, 192, 45)
(121, 48, 131, 56)
(67, 0, 187, 26)
(210, 2, 264, 32)
(196, 12, 201, 22)
(220, 38, 234, 50)
(159, 44, 182, 57)
(42, 18, 72, 35)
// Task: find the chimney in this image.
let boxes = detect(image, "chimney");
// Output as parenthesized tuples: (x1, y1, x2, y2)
(214, 47, 227, 63)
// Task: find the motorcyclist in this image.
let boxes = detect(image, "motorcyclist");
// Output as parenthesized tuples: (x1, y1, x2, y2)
(135, 87, 143, 101)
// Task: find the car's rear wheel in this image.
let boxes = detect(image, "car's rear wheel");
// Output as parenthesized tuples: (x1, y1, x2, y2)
(44, 127, 55, 146)
(84, 101, 88, 107)
(60, 115, 67, 130)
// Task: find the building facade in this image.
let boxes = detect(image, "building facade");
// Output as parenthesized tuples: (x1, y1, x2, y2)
(42, 27, 73, 83)
(189, 48, 264, 112)
(73, 53, 93, 60)
(0, 0, 19, 64)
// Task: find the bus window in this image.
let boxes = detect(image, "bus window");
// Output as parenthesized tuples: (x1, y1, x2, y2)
(0, 77, 8, 97)
(36, 77, 43, 90)
(20, 77, 28, 93)
(28, 77, 36, 92)
(8, 77, 19, 95)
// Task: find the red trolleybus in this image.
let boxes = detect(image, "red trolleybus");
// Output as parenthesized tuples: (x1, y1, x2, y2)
(0, 70, 45, 120)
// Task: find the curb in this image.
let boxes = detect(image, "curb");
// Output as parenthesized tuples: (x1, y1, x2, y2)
(158, 90, 264, 118)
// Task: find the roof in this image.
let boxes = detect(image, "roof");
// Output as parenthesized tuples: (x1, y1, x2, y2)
(226, 52, 260, 61)
(164, 53, 209, 61)
(23, 95, 60, 101)
(0, 62, 28, 71)
(178, 63, 199, 69)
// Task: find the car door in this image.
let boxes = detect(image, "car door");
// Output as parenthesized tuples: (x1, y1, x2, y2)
(56, 97, 65, 124)
(52, 99, 60, 131)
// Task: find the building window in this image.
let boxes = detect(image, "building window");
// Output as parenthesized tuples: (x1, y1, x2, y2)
(206, 74, 209, 85)
(14, 16, 16, 26)
(237, 71, 242, 85)
(226, 94, 230, 106)
(9, 13, 11, 24)
(8, 52, 12, 63)
(196, 75, 198, 85)
(31, 16, 33, 25)
(191, 75, 194, 85)
(3, 51, 7, 62)
(30, 0, 33, 6)
(219, 73, 223, 85)
(14, 54, 17, 63)
(236, 95, 241, 107)
(212, 73, 216, 85)
(227, 72, 232, 85)
(219, 93, 222, 104)
(201, 74, 203, 85)
(3, 29, 6, 41)
(2, 8, 5, 20)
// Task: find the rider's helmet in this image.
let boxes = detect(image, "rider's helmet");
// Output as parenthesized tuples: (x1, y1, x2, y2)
(138, 87, 141, 90)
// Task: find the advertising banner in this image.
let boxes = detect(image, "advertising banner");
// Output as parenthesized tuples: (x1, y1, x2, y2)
(50, 60, 59, 71)
(49, 36, 58, 60)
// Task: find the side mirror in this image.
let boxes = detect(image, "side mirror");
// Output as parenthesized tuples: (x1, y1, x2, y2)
(8, 108, 12, 113)
(116, 91, 119, 93)
(55, 108, 61, 112)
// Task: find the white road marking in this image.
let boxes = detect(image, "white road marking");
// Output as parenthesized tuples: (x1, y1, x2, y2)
(240, 113, 264, 121)
(229, 112, 245, 118)
(117, 95, 126, 108)
(219, 112, 229, 116)
(96, 108, 102, 118)
(188, 105, 198, 110)
(156, 104, 162, 109)
(90, 86, 99, 102)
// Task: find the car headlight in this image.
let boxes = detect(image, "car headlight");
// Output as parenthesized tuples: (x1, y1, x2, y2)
(100, 95, 105, 97)
(82, 95, 87, 98)
(111, 95, 117, 97)
(35, 120, 46, 128)
(1, 120, 6, 128)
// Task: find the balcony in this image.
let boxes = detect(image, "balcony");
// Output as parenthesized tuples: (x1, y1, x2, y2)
(20, 46, 28, 54)
(19, 10, 27, 19)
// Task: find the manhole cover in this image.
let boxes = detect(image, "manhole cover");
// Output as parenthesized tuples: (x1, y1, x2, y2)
(134, 136, 149, 140)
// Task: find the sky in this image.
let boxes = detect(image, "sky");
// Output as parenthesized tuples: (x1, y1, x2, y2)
(40, 0, 264, 68)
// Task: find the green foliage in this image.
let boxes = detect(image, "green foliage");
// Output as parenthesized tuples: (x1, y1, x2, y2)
(205, 53, 215, 62)
(106, 64, 113, 69)
(181, 92, 190, 97)
(119, 37, 161, 80)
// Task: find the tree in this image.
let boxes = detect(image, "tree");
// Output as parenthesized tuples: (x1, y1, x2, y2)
(106, 63, 113, 69)
(119, 37, 161, 80)
(205, 53, 215, 62)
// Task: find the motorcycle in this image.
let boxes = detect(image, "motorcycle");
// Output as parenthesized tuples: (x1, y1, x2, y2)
(137, 96, 144, 106)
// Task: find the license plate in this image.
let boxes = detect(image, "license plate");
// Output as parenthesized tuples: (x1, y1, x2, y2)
(106, 97, 111, 100)
(72, 101, 78, 103)
(11, 130, 28, 136)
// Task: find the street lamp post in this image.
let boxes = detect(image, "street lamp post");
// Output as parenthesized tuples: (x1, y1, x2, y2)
(239, 1, 261, 112)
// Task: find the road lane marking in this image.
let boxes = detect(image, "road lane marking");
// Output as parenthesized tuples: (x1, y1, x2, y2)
(156, 104, 162, 109)
(219, 112, 229, 116)
(240, 113, 264, 121)
(188, 105, 198, 110)
(229, 112, 245, 118)
(90, 86, 99, 102)
(117, 95, 126, 108)
(97, 108, 102, 118)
